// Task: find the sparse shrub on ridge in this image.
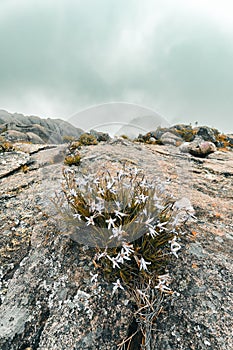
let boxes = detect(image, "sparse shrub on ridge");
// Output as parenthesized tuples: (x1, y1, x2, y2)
(64, 153, 81, 166)
(78, 133, 98, 146)
(56, 165, 193, 348)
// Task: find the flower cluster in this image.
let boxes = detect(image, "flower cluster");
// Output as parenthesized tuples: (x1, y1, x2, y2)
(58, 165, 193, 348)
(60, 166, 192, 286)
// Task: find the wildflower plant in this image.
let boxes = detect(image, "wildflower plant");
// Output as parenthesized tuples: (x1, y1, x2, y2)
(57, 165, 193, 349)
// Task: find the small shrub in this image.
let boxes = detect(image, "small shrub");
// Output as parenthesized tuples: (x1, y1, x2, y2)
(78, 133, 98, 146)
(0, 141, 14, 152)
(68, 141, 81, 153)
(55, 165, 193, 348)
(64, 153, 81, 166)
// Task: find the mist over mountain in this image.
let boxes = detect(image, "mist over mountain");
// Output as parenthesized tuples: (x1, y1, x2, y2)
(115, 114, 169, 138)
(68, 102, 169, 137)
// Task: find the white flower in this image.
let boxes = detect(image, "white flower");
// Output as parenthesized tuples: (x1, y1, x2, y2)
(96, 248, 108, 260)
(93, 178, 100, 185)
(85, 215, 96, 226)
(144, 216, 154, 225)
(114, 210, 128, 219)
(135, 193, 148, 205)
(97, 188, 105, 196)
(148, 226, 157, 238)
(115, 249, 131, 264)
(155, 274, 172, 292)
(140, 193, 148, 203)
(73, 213, 82, 221)
(70, 189, 77, 197)
(169, 237, 181, 258)
(112, 279, 124, 295)
(64, 168, 74, 175)
(90, 272, 98, 283)
(109, 225, 124, 239)
(109, 188, 117, 194)
(135, 196, 141, 205)
(108, 256, 120, 269)
(117, 170, 125, 180)
(157, 221, 168, 229)
(107, 180, 115, 190)
(105, 217, 116, 230)
(139, 179, 148, 189)
(114, 201, 121, 209)
(122, 243, 134, 255)
(139, 257, 151, 271)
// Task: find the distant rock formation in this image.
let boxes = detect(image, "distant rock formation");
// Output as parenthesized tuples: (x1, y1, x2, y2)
(68, 102, 168, 137)
(0, 110, 84, 144)
(115, 114, 169, 138)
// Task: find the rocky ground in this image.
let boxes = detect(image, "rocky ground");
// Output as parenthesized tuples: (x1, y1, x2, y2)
(0, 135, 232, 349)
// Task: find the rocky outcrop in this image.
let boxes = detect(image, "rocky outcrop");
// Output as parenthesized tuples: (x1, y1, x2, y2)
(0, 132, 232, 349)
(137, 124, 233, 158)
(0, 110, 84, 144)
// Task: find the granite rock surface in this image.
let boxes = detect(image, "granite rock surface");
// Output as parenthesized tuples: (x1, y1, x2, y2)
(0, 137, 232, 350)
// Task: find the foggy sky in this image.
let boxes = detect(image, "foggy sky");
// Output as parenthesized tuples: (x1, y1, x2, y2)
(0, 0, 233, 132)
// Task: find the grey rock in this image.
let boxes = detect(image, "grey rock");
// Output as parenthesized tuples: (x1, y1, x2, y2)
(0, 110, 84, 144)
(26, 132, 45, 144)
(0, 136, 232, 350)
(196, 126, 219, 144)
(189, 141, 217, 157)
(89, 129, 111, 142)
(160, 131, 183, 146)
(180, 137, 217, 157)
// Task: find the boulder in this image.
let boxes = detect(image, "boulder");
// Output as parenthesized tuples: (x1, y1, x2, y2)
(196, 126, 219, 144)
(89, 129, 111, 142)
(179, 137, 217, 157)
(160, 132, 183, 146)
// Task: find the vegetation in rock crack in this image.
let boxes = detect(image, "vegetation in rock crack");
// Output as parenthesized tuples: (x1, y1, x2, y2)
(55, 165, 193, 349)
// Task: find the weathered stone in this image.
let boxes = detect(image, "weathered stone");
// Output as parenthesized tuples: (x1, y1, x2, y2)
(196, 126, 219, 144)
(0, 135, 232, 350)
(0, 110, 84, 144)
(26, 132, 44, 144)
(89, 129, 111, 142)
(189, 141, 217, 157)
(160, 131, 183, 146)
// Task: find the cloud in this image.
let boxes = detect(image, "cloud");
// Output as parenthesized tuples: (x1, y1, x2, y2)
(0, 0, 232, 132)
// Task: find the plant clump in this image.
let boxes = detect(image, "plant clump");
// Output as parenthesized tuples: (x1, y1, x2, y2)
(64, 140, 82, 166)
(78, 133, 98, 146)
(56, 165, 194, 348)
(0, 140, 14, 152)
(64, 153, 81, 166)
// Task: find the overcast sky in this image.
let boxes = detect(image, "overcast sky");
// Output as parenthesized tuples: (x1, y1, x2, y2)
(0, 0, 233, 132)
